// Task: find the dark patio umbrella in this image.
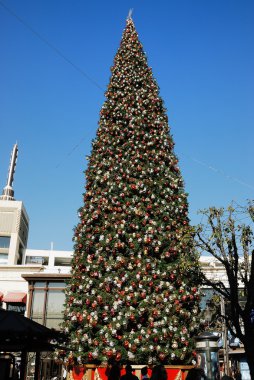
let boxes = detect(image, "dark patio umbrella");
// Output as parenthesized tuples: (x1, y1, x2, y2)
(0, 308, 63, 380)
(0, 308, 58, 351)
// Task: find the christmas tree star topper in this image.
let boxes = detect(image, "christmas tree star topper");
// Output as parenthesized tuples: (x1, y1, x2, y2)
(127, 8, 133, 20)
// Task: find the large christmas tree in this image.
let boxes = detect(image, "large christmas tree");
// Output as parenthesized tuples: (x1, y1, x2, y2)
(63, 16, 202, 365)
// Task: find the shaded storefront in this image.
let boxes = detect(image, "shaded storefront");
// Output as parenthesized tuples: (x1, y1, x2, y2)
(22, 273, 70, 379)
(2, 291, 27, 314)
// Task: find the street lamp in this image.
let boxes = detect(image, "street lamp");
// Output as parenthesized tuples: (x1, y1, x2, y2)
(195, 332, 220, 380)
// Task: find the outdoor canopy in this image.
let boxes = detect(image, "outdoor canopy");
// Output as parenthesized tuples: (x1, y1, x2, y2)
(0, 308, 59, 351)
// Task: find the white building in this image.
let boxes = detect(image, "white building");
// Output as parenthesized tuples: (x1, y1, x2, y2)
(0, 145, 72, 322)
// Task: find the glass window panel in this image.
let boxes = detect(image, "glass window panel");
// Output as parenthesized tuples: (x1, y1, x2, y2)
(0, 253, 8, 264)
(26, 256, 49, 265)
(54, 257, 72, 266)
(34, 282, 46, 288)
(31, 289, 45, 324)
(48, 281, 65, 288)
(45, 290, 65, 329)
(0, 236, 10, 248)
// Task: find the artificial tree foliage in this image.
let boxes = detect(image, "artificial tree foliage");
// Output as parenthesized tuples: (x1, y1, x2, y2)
(62, 16, 202, 365)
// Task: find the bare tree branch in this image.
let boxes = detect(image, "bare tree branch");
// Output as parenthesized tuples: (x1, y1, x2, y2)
(195, 201, 254, 379)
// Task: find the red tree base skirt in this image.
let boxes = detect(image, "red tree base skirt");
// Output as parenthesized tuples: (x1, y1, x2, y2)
(69, 364, 193, 380)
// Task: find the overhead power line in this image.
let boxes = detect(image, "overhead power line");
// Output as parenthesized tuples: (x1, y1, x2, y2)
(180, 152, 254, 191)
(0, 0, 103, 91)
(55, 136, 87, 169)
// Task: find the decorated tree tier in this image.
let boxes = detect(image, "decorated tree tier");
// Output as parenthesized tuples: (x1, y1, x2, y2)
(62, 15, 202, 365)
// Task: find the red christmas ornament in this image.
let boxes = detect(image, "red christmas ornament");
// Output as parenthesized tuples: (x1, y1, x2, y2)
(106, 350, 113, 358)
(131, 344, 137, 352)
(159, 352, 166, 361)
(152, 310, 158, 317)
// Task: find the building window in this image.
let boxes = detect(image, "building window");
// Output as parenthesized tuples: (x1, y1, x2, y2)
(0, 236, 10, 249)
(29, 281, 65, 329)
(31, 289, 45, 324)
(0, 253, 8, 264)
(26, 256, 49, 265)
(46, 290, 65, 329)
(54, 257, 72, 266)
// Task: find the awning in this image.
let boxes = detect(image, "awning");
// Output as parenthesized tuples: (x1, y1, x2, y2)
(3, 292, 27, 303)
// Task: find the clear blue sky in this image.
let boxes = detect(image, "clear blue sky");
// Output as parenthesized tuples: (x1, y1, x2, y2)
(0, 0, 253, 251)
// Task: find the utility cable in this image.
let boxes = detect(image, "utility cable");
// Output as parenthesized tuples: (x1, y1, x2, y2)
(179, 152, 254, 191)
(0, 0, 103, 91)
